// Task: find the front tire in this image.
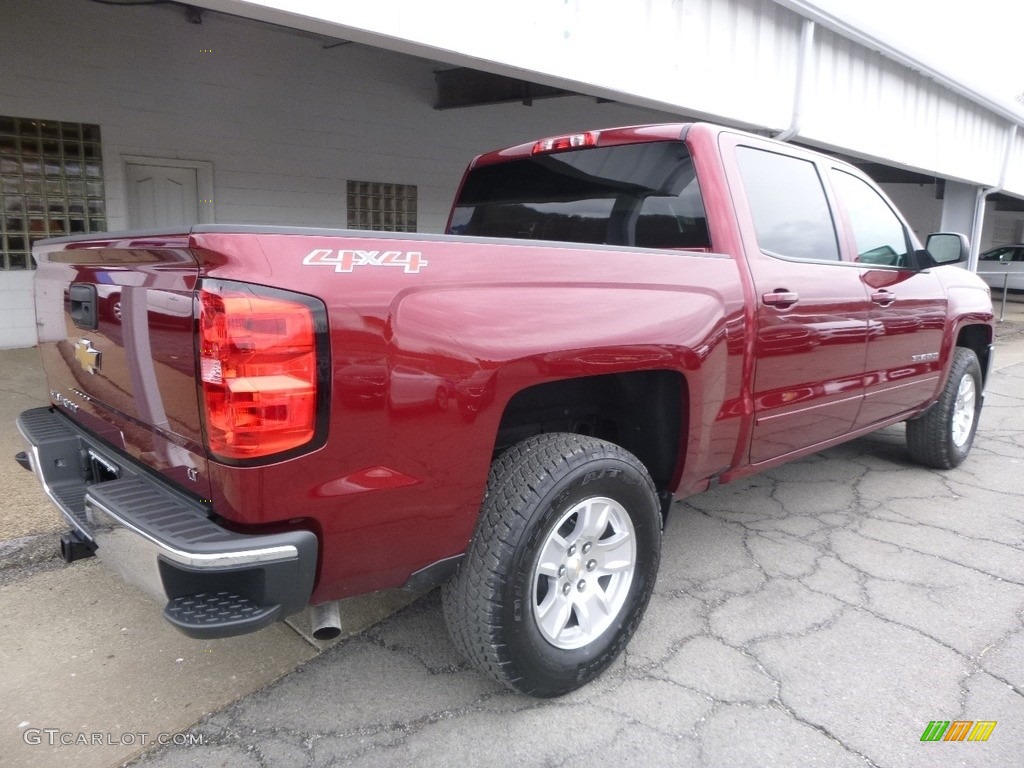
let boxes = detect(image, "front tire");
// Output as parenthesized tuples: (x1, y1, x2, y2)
(906, 347, 982, 469)
(442, 433, 662, 697)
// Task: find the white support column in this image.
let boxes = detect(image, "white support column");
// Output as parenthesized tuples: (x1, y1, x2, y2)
(939, 181, 980, 239)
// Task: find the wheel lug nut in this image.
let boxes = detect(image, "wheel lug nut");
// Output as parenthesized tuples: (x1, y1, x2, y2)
(558, 565, 566, 577)
(586, 559, 597, 571)
(582, 542, 592, 554)
(567, 544, 576, 556)
(562, 583, 572, 596)
(577, 579, 586, 592)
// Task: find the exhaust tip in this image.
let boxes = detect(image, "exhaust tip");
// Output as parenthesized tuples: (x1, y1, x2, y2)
(312, 624, 342, 641)
(60, 531, 96, 563)
(310, 600, 343, 641)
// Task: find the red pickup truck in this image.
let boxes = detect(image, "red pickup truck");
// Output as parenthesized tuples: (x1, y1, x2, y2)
(17, 123, 994, 696)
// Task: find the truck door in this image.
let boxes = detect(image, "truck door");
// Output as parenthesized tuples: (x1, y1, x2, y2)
(827, 168, 947, 427)
(722, 136, 872, 464)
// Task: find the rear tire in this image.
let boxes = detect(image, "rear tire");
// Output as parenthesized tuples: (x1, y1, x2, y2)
(906, 347, 982, 469)
(442, 433, 662, 697)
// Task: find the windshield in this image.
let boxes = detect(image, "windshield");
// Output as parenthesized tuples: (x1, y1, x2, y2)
(449, 141, 709, 249)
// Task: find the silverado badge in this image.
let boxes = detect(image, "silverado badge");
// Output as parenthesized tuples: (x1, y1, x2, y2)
(74, 338, 101, 374)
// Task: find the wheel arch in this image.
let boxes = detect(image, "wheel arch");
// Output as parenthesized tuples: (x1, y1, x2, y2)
(493, 369, 688, 509)
(954, 323, 994, 386)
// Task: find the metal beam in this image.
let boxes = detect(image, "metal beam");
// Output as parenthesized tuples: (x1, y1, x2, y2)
(434, 68, 574, 110)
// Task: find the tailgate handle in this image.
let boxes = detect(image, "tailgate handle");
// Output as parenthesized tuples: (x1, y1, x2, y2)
(70, 284, 98, 330)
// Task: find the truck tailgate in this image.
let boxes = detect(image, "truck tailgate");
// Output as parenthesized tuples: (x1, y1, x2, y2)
(32, 231, 209, 495)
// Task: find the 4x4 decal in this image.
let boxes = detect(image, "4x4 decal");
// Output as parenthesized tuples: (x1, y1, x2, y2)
(303, 248, 428, 274)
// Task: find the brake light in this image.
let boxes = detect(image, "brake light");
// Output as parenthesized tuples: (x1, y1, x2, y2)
(531, 131, 599, 154)
(198, 282, 324, 460)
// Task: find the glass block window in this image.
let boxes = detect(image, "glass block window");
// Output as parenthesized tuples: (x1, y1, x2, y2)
(347, 180, 417, 232)
(0, 116, 107, 270)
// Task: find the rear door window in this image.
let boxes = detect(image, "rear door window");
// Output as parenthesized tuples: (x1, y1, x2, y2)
(735, 146, 840, 262)
(449, 141, 709, 249)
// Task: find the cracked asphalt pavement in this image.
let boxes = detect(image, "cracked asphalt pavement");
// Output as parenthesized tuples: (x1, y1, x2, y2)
(126, 360, 1024, 767)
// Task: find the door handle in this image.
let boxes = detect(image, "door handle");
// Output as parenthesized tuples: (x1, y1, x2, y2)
(762, 290, 799, 308)
(871, 290, 896, 307)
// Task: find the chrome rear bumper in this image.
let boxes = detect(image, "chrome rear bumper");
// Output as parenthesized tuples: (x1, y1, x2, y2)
(17, 407, 317, 638)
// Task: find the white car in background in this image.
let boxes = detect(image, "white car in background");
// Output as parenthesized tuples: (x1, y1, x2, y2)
(977, 245, 1024, 292)
(94, 279, 193, 325)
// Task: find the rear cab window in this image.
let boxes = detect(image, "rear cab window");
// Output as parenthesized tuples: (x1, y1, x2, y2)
(449, 141, 710, 250)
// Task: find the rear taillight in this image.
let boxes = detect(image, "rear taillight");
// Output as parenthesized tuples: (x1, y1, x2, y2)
(198, 281, 326, 461)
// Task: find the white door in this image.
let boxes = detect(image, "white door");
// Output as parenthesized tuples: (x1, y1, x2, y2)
(126, 163, 199, 229)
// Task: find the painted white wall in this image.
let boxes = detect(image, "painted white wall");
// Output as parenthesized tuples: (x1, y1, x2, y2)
(2, 0, 681, 234)
(195, 0, 802, 132)
(0, 272, 37, 349)
(192, 0, 1024, 194)
(0, 0, 680, 348)
(879, 183, 943, 243)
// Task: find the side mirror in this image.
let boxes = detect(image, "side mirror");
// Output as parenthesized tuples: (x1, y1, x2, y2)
(926, 232, 970, 265)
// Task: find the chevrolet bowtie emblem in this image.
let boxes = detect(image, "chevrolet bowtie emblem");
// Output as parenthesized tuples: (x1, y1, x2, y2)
(74, 338, 101, 374)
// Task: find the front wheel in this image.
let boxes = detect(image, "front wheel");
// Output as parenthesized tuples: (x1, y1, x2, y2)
(442, 433, 662, 697)
(906, 347, 983, 469)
